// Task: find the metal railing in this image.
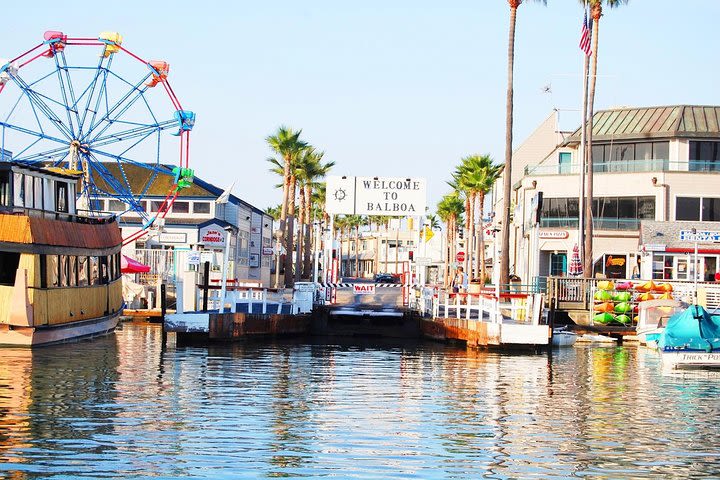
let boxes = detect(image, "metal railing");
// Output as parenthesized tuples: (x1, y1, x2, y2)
(525, 159, 720, 176)
(540, 217, 641, 231)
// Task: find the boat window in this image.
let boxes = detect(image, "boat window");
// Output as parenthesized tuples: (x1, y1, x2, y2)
(13, 173, 24, 207)
(78, 256, 88, 286)
(56, 181, 69, 213)
(100, 256, 109, 284)
(68, 256, 77, 287)
(47, 255, 59, 287)
(107, 255, 115, 281)
(108, 199, 125, 212)
(24, 175, 34, 209)
(89, 256, 99, 285)
(0, 170, 10, 207)
(59, 255, 69, 287)
(0, 252, 20, 286)
(34, 177, 43, 211)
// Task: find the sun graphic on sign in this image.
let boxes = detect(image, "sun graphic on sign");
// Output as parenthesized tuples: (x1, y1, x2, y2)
(333, 188, 347, 201)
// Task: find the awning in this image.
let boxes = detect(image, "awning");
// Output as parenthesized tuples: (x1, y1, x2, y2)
(121, 255, 151, 273)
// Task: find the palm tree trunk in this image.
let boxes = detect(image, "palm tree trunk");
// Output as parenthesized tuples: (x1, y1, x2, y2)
(284, 175, 297, 286)
(302, 185, 313, 279)
(500, 3, 519, 289)
(295, 185, 305, 282)
(354, 228, 360, 277)
(584, 4, 601, 277)
(279, 158, 291, 281)
(464, 197, 471, 276)
(478, 192, 487, 283)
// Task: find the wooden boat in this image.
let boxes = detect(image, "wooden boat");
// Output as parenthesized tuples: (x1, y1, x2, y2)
(0, 163, 123, 346)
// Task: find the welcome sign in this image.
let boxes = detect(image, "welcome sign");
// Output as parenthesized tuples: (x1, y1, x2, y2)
(326, 176, 426, 216)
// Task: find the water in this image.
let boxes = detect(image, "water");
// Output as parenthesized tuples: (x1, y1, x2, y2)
(1, 324, 719, 479)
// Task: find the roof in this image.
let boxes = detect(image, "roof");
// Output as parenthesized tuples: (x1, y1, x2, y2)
(640, 220, 720, 250)
(565, 105, 720, 144)
(91, 163, 216, 198)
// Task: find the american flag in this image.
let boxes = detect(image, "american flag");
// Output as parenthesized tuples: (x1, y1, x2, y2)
(579, 12, 592, 56)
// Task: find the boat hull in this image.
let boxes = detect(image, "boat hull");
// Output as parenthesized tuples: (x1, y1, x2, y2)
(0, 312, 121, 346)
(661, 350, 720, 370)
(552, 331, 577, 347)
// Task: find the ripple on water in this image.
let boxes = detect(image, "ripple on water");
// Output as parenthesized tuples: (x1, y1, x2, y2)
(0, 326, 719, 478)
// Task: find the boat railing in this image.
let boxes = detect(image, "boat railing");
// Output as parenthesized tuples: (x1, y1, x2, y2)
(0, 206, 117, 225)
(428, 288, 544, 325)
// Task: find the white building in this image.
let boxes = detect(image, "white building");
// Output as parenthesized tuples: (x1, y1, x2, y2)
(492, 105, 720, 282)
(97, 164, 274, 287)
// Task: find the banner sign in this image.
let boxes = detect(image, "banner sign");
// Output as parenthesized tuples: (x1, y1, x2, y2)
(199, 225, 226, 247)
(679, 230, 720, 243)
(326, 176, 426, 216)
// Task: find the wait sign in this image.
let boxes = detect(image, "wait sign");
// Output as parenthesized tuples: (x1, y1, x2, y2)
(353, 284, 376, 295)
(326, 176, 426, 215)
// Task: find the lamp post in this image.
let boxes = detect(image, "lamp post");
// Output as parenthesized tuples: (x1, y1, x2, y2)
(219, 225, 236, 313)
(273, 229, 283, 289)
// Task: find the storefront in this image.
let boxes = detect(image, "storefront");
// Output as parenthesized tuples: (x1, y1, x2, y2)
(640, 221, 720, 281)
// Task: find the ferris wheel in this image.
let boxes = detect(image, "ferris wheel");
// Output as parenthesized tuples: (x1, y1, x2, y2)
(0, 31, 195, 243)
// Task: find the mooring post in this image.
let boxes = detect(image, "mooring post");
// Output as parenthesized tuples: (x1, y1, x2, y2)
(202, 261, 210, 311)
(160, 283, 167, 345)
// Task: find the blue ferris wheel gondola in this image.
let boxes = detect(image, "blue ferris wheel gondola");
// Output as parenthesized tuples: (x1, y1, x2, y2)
(0, 31, 195, 244)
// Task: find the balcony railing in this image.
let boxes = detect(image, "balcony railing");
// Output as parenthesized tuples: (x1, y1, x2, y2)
(540, 217, 641, 231)
(525, 159, 720, 176)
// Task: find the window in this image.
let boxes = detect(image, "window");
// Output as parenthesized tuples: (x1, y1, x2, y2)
(100, 256, 109, 284)
(676, 197, 701, 221)
(56, 181, 68, 213)
(90, 256, 99, 285)
(541, 196, 654, 229)
(108, 199, 126, 212)
(68, 255, 77, 287)
(0, 170, 10, 207)
(192, 202, 211, 214)
(13, 173, 24, 207)
(652, 254, 674, 280)
(48, 255, 59, 287)
(558, 152, 572, 174)
(172, 201, 189, 213)
(689, 141, 720, 171)
(78, 256, 88, 286)
(24, 175, 34, 209)
(34, 176, 42, 210)
(702, 198, 720, 222)
(59, 255, 69, 286)
(150, 201, 164, 212)
(550, 253, 566, 276)
(0, 252, 20, 285)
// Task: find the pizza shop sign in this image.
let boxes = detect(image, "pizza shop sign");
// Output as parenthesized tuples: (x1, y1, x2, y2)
(199, 225, 226, 247)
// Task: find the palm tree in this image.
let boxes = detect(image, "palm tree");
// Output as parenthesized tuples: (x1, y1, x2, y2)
(448, 174, 472, 277)
(501, 0, 547, 289)
(296, 149, 334, 280)
(344, 215, 364, 277)
(582, 0, 628, 276)
(266, 127, 307, 287)
(334, 215, 349, 277)
(437, 194, 464, 287)
(265, 205, 282, 221)
(458, 155, 500, 283)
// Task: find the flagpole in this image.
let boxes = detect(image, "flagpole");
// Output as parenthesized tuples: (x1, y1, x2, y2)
(578, 5, 590, 277)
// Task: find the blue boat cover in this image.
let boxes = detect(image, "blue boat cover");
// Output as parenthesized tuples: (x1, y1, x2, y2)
(659, 305, 720, 352)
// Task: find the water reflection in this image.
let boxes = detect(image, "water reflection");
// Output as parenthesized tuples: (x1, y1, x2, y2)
(0, 325, 718, 478)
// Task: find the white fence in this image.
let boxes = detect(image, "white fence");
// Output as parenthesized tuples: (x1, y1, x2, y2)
(426, 289, 543, 325)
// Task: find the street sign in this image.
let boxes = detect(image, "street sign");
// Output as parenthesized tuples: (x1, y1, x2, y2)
(415, 256, 432, 266)
(456, 251, 465, 262)
(353, 283, 376, 295)
(679, 230, 720, 243)
(325, 176, 426, 216)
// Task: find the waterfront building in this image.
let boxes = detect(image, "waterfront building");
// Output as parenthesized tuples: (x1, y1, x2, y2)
(336, 218, 444, 284)
(96, 164, 274, 288)
(492, 105, 720, 282)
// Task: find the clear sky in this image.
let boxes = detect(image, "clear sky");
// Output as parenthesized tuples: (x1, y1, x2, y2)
(1, 1, 718, 213)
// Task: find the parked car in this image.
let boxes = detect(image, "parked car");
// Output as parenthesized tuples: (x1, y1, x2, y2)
(374, 273, 400, 283)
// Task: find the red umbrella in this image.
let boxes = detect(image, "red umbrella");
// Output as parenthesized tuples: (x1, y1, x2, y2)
(121, 255, 151, 274)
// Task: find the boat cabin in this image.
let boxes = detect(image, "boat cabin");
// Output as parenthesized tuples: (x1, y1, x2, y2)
(0, 162, 78, 215)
